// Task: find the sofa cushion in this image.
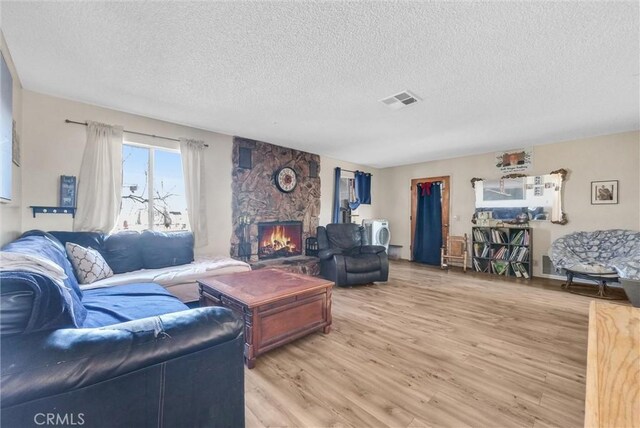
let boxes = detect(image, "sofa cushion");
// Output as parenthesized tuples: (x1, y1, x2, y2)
(139, 231, 194, 269)
(103, 231, 144, 274)
(325, 224, 365, 249)
(344, 253, 382, 273)
(3, 232, 83, 299)
(48, 231, 106, 256)
(82, 257, 251, 290)
(81, 283, 188, 328)
(0, 271, 87, 335)
(66, 242, 114, 284)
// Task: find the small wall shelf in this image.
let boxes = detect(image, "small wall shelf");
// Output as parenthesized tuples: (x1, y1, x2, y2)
(30, 206, 76, 218)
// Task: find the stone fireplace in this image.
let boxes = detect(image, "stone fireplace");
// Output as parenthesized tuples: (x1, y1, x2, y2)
(257, 221, 302, 260)
(230, 137, 321, 262)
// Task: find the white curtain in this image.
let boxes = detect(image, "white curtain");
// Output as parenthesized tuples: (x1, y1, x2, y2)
(180, 138, 209, 247)
(74, 121, 124, 232)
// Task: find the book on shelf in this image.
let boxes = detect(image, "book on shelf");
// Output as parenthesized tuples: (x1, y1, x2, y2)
(473, 242, 487, 257)
(512, 262, 522, 277)
(473, 258, 490, 273)
(473, 243, 489, 257)
(491, 260, 509, 275)
(491, 229, 508, 243)
(473, 229, 489, 242)
(511, 262, 530, 278)
(517, 247, 529, 261)
(510, 230, 522, 245)
(492, 246, 509, 260)
(508, 247, 529, 262)
(509, 230, 530, 246)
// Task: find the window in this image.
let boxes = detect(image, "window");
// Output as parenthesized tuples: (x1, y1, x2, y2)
(113, 143, 190, 233)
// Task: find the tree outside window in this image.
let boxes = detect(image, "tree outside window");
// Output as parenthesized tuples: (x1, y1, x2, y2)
(113, 144, 190, 233)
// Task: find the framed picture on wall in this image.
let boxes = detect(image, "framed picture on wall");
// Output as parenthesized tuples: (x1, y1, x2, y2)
(495, 147, 533, 173)
(60, 175, 77, 207)
(591, 180, 618, 205)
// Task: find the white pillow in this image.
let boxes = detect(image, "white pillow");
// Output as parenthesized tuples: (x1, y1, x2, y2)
(65, 242, 114, 284)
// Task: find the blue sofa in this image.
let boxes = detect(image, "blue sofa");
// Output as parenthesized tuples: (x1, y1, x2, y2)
(0, 231, 246, 428)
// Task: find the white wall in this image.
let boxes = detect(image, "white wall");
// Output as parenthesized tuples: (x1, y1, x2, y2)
(319, 156, 380, 227)
(15, 90, 378, 255)
(378, 131, 640, 277)
(0, 30, 23, 245)
(10, 75, 637, 269)
(19, 90, 234, 256)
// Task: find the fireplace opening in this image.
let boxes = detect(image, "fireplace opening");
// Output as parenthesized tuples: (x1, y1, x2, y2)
(257, 221, 302, 260)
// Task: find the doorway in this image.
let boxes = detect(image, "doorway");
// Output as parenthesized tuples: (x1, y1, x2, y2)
(410, 176, 450, 263)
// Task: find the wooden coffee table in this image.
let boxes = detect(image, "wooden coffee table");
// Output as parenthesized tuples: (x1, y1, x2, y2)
(198, 269, 333, 368)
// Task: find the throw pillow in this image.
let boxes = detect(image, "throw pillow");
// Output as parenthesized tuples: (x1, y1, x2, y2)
(65, 242, 114, 284)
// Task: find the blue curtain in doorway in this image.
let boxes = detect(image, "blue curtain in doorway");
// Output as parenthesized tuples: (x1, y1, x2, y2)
(332, 167, 341, 223)
(354, 171, 371, 205)
(413, 182, 442, 265)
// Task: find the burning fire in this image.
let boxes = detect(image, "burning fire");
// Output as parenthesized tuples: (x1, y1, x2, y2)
(261, 226, 297, 251)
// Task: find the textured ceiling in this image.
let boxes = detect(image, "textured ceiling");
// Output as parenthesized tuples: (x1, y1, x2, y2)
(2, 1, 638, 168)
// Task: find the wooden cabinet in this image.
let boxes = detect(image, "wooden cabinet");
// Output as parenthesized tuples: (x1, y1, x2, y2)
(471, 226, 532, 279)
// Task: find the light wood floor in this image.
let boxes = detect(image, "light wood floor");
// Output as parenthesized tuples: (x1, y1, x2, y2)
(244, 261, 595, 428)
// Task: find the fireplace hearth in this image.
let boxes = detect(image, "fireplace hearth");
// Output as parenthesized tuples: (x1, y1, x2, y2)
(257, 221, 303, 260)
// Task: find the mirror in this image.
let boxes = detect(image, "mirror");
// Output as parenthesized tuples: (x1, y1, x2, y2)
(471, 169, 567, 225)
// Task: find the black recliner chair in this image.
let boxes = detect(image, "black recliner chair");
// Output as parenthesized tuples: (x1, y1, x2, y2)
(316, 224, 389, 287)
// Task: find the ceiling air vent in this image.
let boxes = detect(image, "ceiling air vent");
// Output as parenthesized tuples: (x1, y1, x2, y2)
(380, 90, 420, 110)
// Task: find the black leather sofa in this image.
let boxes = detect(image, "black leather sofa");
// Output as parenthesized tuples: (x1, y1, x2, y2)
(2, 309, 245, 428)
(0, 232, 246, 428)
(317, 224, 389, 287)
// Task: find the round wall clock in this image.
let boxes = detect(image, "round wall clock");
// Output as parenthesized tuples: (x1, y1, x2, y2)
(275, 167, 298, 193)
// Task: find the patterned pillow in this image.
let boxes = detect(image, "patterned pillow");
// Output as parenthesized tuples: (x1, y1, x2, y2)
(65, 242, 114, 284)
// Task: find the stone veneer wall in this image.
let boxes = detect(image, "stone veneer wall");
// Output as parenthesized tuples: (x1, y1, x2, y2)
(230, 137, 321, 261)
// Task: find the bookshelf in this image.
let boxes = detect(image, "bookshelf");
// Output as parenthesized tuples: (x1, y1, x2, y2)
(471, 226, 532, 279)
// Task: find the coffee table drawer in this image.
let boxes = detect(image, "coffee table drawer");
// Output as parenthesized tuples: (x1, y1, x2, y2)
(258, 293, 327, 349)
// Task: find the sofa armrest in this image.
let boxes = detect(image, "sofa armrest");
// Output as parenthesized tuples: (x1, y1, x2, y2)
(318, 248, 343, 260)
(1, 307, 243, 408)
(360, 245, 386, 254)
